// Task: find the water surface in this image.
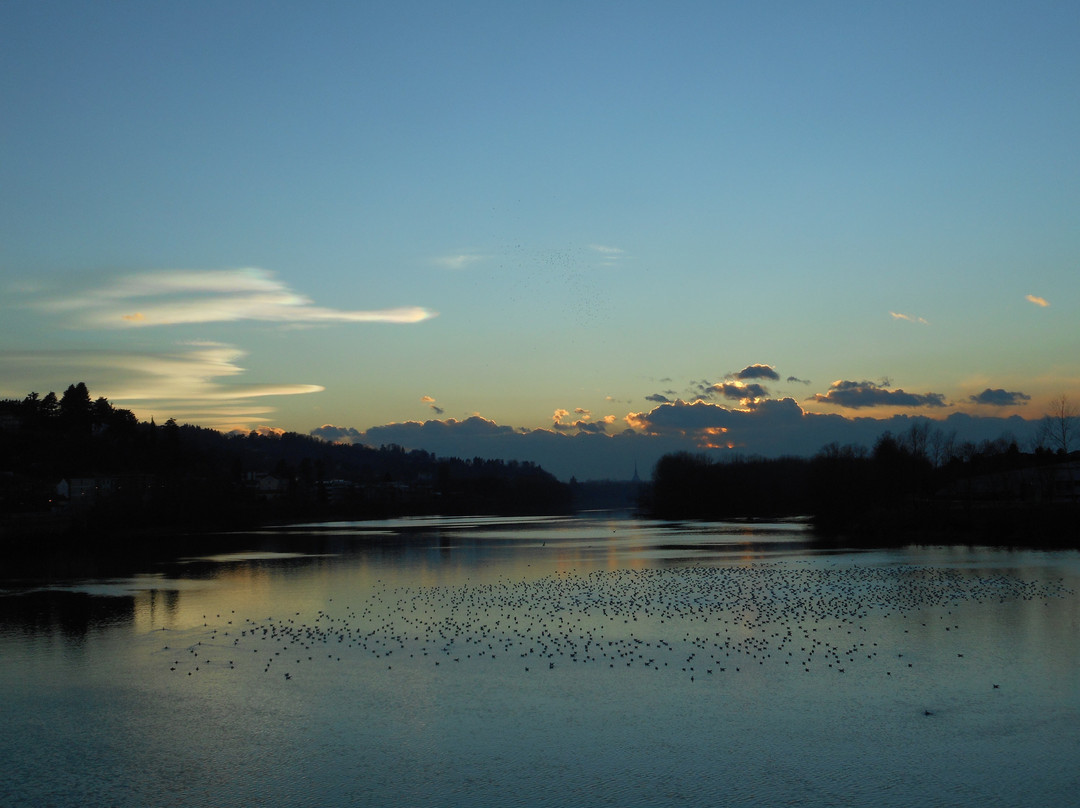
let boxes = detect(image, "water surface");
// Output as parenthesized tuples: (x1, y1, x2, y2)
(2, 514, 1078, 806)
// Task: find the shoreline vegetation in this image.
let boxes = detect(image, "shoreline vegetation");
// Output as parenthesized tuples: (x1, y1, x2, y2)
(645, 436, 1079, 547)
(2, 383, 1078, 559)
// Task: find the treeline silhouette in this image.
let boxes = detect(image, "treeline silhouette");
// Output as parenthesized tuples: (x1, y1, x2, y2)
(4, 383, 1076, 548)
(648, 423, 1078, 545)
(0, 383, 570, 543)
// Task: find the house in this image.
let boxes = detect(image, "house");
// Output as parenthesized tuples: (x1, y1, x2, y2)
(55, 476, 118, 509)
(243, 471, 289, 499)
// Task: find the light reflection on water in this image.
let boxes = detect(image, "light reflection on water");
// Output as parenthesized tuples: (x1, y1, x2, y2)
(1, 514, 1079, 807)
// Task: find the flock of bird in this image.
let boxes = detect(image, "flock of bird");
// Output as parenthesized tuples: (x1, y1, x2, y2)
(163, 562, 1070, 688)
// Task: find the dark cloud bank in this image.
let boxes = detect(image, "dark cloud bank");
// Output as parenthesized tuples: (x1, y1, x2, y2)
(312, 398, 1036, 482)
(968, 388, 1031, 407)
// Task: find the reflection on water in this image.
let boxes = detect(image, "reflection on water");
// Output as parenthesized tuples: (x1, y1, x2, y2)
(1, 514, 1078, 807)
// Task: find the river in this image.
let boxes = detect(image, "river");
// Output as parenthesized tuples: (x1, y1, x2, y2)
(2, 514, 1078, 806)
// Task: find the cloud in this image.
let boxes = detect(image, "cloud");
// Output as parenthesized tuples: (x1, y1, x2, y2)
(678, 367, 784, 404)
(314, 416, 649, 480)
(890, 311, 930, 324)
(968, 388, 1031, 407)
(645, 393, 672, 403)
(626, 399, 737, 435)
(311, 424, 365, 443)
(574, 421, 608, 434)
(704, 382, 769, 402)
(1025, 294, 1050, 308)
(250, 425, 287, 437)
(312, 404, 1037, 482)
(551, 407, 606, 433)
(351, 416, 522, 446)
(0, 343, 323, 428)
(5, 268, 432, 428)
(31, 268, 437, 328)
(434, 254, 486, 270)
(732, 364, 781, 381)
(786, 376, 812, 385)
(421, 395, 445, 415)
(810, 380, 947, 409)
(589, 244, 625, 267)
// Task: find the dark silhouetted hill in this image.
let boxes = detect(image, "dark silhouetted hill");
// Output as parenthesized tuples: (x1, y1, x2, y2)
(0, 384, 570, 546)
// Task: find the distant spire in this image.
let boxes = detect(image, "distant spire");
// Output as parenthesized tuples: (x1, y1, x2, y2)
(631, 460, 640, 483)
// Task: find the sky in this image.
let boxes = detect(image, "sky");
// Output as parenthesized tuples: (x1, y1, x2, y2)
(2, 1, 1078, 480)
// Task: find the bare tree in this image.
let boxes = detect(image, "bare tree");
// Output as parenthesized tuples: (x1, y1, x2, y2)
(900, 420, 931, 461)
(1037, 394, 1078, 455)
(929, 427, 958, 467)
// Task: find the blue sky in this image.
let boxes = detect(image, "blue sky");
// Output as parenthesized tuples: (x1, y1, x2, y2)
(2, 1, 1077, 479)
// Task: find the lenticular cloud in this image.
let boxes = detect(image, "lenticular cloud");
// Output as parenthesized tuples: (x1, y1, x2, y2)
(40, 268, 437, 328)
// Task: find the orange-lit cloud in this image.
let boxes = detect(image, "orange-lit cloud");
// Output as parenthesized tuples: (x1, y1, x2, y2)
(700, 426, 732, 450)
(552, 407, 608, 433)
(1025, 294, 1050, 308)
(700, 381, 768, 403)
(421, 395, 444, 415)
(250, 425, 287, 437)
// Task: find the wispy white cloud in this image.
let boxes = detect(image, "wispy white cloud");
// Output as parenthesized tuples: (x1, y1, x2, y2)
(433, 253, 487, 270)
(890, 311, 929, 324)
(4, 267, 435, 429)
(1025, 294, 1050, 308)
(32, 268, 437, 328)
(589, 244, 625, 267)
(0, 343, 323, 429)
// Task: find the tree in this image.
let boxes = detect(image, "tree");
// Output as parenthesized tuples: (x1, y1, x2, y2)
(40, 391, 60, 421)
(929, 426, 958, 468)
(60, 382, 93, 434)
(92, 396, 113, 423)
(1037, 394, 1078, 455)
(900, 421, 931, 462)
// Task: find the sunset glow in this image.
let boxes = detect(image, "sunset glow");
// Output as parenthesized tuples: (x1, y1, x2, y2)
(1, 2, 1077, 479)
